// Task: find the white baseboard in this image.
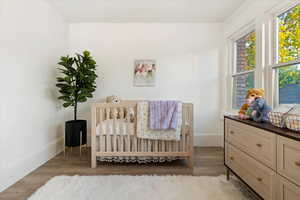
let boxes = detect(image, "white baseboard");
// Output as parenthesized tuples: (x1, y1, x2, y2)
(0, 137, 64, 192)
(194, 133, 223, 147)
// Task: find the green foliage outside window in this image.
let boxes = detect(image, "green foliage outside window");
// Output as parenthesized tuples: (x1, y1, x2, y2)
(278, 4, 300, 88)
(245, 32, 256, 71)
(245, 32, 256, 90)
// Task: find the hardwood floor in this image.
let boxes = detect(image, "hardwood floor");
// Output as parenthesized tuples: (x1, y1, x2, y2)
(0, 147, 226, 200)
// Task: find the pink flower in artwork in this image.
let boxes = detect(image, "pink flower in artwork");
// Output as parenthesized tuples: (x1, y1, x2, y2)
(152, 64, 156, 71)
(134, 61, 156, 78)
(134, 64, 143, 75)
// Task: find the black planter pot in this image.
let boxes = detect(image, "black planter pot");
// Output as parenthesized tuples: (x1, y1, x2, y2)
(65, 120, 87, 147)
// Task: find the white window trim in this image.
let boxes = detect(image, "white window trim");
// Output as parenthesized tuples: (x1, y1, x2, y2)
(226, 22, 262, 113)
(272, 59, 300, 69)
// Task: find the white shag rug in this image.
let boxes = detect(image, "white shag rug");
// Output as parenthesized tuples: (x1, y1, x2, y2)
(28, 175, 253, 200)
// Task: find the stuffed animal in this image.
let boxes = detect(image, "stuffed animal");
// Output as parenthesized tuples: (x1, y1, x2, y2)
(249, 97, 272, 122)
(239, 88, 265, 119)
(245, 98, 255, 117)
(242, 97, 255, 119)
(106, 95, 121, 104)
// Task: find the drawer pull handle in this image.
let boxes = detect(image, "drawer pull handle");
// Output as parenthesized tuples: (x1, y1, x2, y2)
(230, 131, 234, 134)
(256, 177, 263, 182)
(256, 143, 262, 147)
(295, 161, 300, 166)
(230, 156, 234, 160)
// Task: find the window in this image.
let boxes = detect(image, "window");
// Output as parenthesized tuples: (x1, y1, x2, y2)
(225, 2, 300, 112)
(273, 4, 300, 105)
(232, 31, 256, 109)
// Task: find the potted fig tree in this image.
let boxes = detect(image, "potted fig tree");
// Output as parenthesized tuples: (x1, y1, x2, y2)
(56, 51, 97, 147)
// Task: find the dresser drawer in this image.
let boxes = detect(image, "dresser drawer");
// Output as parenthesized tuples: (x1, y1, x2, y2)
(278, 136, 300, 186)
(225, 119, 277, 169)
(277, 175, 300, 200)
(227, 143, 276, 200)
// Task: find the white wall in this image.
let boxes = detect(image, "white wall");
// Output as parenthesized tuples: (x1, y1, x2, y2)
(0, 0, 68, 192)
(69, 23, 223, 146)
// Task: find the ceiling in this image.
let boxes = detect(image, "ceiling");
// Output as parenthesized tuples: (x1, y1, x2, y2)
(47, 0, 246, 23)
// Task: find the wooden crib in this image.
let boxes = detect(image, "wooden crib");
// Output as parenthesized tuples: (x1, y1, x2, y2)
(91, 101, 194, 168)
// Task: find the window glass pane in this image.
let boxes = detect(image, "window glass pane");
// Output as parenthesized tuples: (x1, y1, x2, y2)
(235, 31, 256, 73)
(278, 4, 300, 63)
(278, 64, 300, 104)
(232, 72, 255, 109)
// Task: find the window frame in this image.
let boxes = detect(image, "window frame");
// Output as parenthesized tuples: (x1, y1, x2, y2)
(227, 23, 260, 111)
(224, 1, 300, 114)
(268, 2, 300, 107)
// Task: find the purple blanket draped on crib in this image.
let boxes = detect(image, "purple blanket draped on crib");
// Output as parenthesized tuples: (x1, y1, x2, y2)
(149, 101, 180, 130)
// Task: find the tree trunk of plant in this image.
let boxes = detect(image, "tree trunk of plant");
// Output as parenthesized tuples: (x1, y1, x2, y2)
(74, 85, 78, 120)
(74, 101, 77, 120)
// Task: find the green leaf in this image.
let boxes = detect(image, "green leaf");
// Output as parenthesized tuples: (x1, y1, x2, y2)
(63, 102, 72, 107)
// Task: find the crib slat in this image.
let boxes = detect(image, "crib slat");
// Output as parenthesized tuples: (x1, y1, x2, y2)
(182, 130, 186, 152)
(123, 135, 126, 152)
(175, 141, 179, 152)
(98, 135, 101, 152)
(121, 135, 124, 152)
(116, 135, 120, 152)
(108, 135, 112, 152)
(141, 139, 143, 152)
(148, 140, 151, 152)
(165, 141, 168, 152)
(96, 108, 99, 125)
(127, 135, 131, 152)
(99, 108, 103, 123)
(113, 134, 117, 152)
(172, 141, 176, 152)
(141, 139, 144, 152)
(115, 122, 119, 152)
(139, 139, 142, 152)
(145, 139, 148, 152)
(158, 141, 161, 152)
(140, 139, 143, 152)
(161, 141, 165, 152)
(171, 141, 175, 153)
(145, 140, 148, 153)
(105, 108, 110, 120)
(186, 134, 189, 152)
(133, 137, 137, 152)
(103, 135, 106, 152)
(97, 135, 100, 152)
(170, 141, 174, 153)
(124, 135, 127, 152)
(116, 135, 119, 152)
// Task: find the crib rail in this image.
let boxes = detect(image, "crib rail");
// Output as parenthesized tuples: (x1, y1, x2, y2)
(91, 101, 193, 168)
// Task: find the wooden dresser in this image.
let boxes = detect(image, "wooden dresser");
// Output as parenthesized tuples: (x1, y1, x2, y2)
(224, 116, 300, 200)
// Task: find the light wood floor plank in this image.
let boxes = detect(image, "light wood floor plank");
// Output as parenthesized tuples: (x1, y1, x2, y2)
(0, 147, 226, 200)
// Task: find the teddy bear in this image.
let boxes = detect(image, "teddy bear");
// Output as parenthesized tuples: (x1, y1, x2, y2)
(238, 88, 265, 119)
(106, 95, 121, 104)
(249, 97, 272, 122)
